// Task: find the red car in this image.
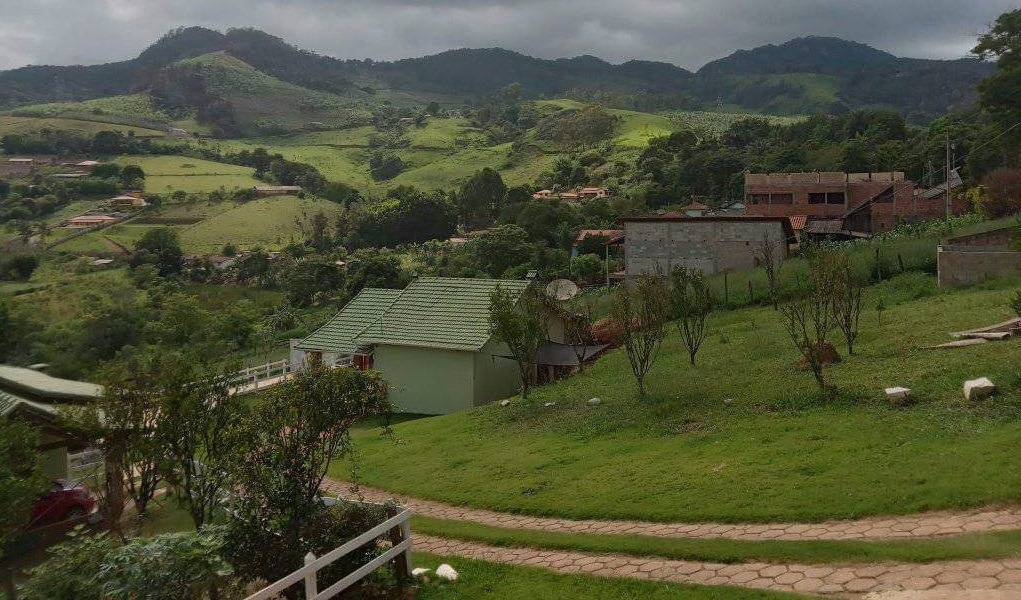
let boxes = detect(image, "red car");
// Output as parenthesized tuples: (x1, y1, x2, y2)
(29, 480, 96, 528)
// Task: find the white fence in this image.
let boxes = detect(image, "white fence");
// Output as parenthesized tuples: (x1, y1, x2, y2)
(243, 504, 412, 600)
(232, 355, 355, 393)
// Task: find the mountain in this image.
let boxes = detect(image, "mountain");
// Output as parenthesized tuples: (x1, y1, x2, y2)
(0, 28, 994, 130)
(694, 37, 991, 117)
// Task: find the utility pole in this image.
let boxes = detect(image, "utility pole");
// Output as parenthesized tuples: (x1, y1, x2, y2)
(945, 129, 951, 224)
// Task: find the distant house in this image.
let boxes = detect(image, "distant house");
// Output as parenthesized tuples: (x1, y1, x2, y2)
(50, 173, 88, 179)
(254, 185, 303, 197)
(75, 160, 100, 167)
(67, 214, 119, 228)
(532, 189, 555, 199)
(744, 171, 968, 236)
(296, 278, 565, 414)
(0, 365, 102, 479)
(578, 187, 608, 199)
(8, 158, 34, 164)
(620, 214, 794, 280)
(109, 195, 148, 208)
(167, 127, 189, 138)
(681, 201, 710, 217)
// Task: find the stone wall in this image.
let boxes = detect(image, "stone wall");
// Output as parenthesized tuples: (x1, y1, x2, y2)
(624, 219, 787, 279)
(937, 246, 1021, 288)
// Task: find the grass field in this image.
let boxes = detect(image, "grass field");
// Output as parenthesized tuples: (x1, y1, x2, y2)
(0, 116, 165, 138)
(116, 155, 263, 194)
(335, 273, 1021, 523)
(178, 195, 343, 252)
(8, 93, 182, 131)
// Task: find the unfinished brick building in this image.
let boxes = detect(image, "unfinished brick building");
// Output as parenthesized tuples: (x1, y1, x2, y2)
(743, 171, 957, 236)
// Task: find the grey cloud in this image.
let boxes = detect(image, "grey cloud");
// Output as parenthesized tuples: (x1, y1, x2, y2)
(0, 0, 1014, 71)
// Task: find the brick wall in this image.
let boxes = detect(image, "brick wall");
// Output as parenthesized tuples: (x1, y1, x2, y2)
(947, 227, 1018, 249)
(937, 247, 1021, 287)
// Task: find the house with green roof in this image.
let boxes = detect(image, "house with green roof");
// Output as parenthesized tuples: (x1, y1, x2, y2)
(296, 277, 565, 415)
(293, 288, 402, 369)
(0, 365, 102, 478)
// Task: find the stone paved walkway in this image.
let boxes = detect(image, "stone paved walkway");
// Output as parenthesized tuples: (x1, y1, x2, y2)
(415, 534, 1021, 598)
(322, 478, 1021, 541)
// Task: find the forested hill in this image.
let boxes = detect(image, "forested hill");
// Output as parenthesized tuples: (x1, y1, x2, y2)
(0, 27, 992, 120)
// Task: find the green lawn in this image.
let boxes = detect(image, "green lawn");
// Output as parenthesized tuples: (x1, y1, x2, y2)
(414, 516, 1021, 565)
(414, 553, 804, 599)
(336, 273, 1021, 523)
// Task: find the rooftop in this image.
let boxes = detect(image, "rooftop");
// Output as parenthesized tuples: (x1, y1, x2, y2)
(0, 365, 102, 403)
(357, 277, 533, 352)
(296, 288, 402, 354)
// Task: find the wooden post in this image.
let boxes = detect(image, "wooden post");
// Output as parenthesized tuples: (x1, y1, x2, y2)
(386, 504, 411, 587)
(304, 552, 318, 599)
(748, 280, 753, 304)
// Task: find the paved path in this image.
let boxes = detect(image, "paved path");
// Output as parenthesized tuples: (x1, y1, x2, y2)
(415, 534, 1021, 598)
(323, 479, 1021, 541)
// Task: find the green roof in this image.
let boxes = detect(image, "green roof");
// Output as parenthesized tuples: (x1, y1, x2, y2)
(295, 288, 402, 354)
(0, 389, 59, 420)
(0, 365, 102, 403)
(356, 277, 532, 352)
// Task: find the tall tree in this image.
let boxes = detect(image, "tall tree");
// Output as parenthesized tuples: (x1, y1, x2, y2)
(458, 168, 507, 228)
(0, 420, 44, 554)
(973, 9, 1021, 120)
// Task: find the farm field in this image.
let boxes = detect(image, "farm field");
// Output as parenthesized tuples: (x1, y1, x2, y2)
(177, 195, 343, 253)
(336, 273, 1021, 523)
(7, 93, 193, 131)
(0, 115, 166, 138)
(116, 155, 263, 194)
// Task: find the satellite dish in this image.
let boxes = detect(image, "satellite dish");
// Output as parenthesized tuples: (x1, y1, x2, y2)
(546, 279, 579, 301)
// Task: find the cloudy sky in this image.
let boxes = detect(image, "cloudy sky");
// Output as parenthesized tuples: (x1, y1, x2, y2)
(0, 0, 1014, 71)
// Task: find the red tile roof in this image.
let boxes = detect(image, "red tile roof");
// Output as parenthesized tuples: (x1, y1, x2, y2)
(574, 229, 623, 244)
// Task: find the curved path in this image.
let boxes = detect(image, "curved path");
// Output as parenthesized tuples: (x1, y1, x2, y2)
(416, 534, 1021, 598)
(322, 478, 1021, 541)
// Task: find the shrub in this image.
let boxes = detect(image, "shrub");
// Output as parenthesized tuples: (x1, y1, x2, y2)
(20, 528, 116, 600)
(1011, 289, 1021, 317)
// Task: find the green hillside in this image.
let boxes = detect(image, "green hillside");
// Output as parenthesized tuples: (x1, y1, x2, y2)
(0, 115, 166, 138)
(336, 272, 1021, 523)
(160, 51, 375, 136)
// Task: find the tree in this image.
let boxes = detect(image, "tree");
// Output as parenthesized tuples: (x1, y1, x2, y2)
(668, 267, 713, 366)
(425, 101, 440, 115)
(489, 286, 549, 399)
(88, 353, 169, 518)
(344, 252, 406, 298)
(756, 234, 783, 309)
(130, 228, 184, 277)
(832, 263, 864, 356)
(154, 359, 245, 529)
(0, 419, 44, 553)
(779, 251, 841, 389)
(458, 167, 507, 228)
(981, 167, 1021, 217)
(470, 224, 534, 277)
(570, 253, 603, 285)
(368, 150, 404, 180)
(229, 365, 390, 562)
(279, 256, 345, 308)
(611, 275, 670, 397)
(120, 164, 145, 187)
(564, 298, 595, 373)
(973, 9, 1021, 120)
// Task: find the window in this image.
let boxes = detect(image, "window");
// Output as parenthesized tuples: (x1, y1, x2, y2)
(826, 192, 845, 205)
(748, 193, 768, 205)
(770, 193, 793, 205)
(808, 192, 827, 204)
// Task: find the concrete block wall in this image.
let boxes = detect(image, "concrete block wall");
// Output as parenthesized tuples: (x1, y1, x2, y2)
(937, 247, 1021, 287)
(624, 220, 786, 279)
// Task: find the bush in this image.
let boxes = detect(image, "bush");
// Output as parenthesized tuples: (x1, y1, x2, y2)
(1011, 289, 1021, 317)
(20, 528, 116, 600)
(1, 254, 39, 281)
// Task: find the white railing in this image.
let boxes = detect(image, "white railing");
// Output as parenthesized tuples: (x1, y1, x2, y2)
(232, 355, 357, 393)
(243, 504, 412, 600)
